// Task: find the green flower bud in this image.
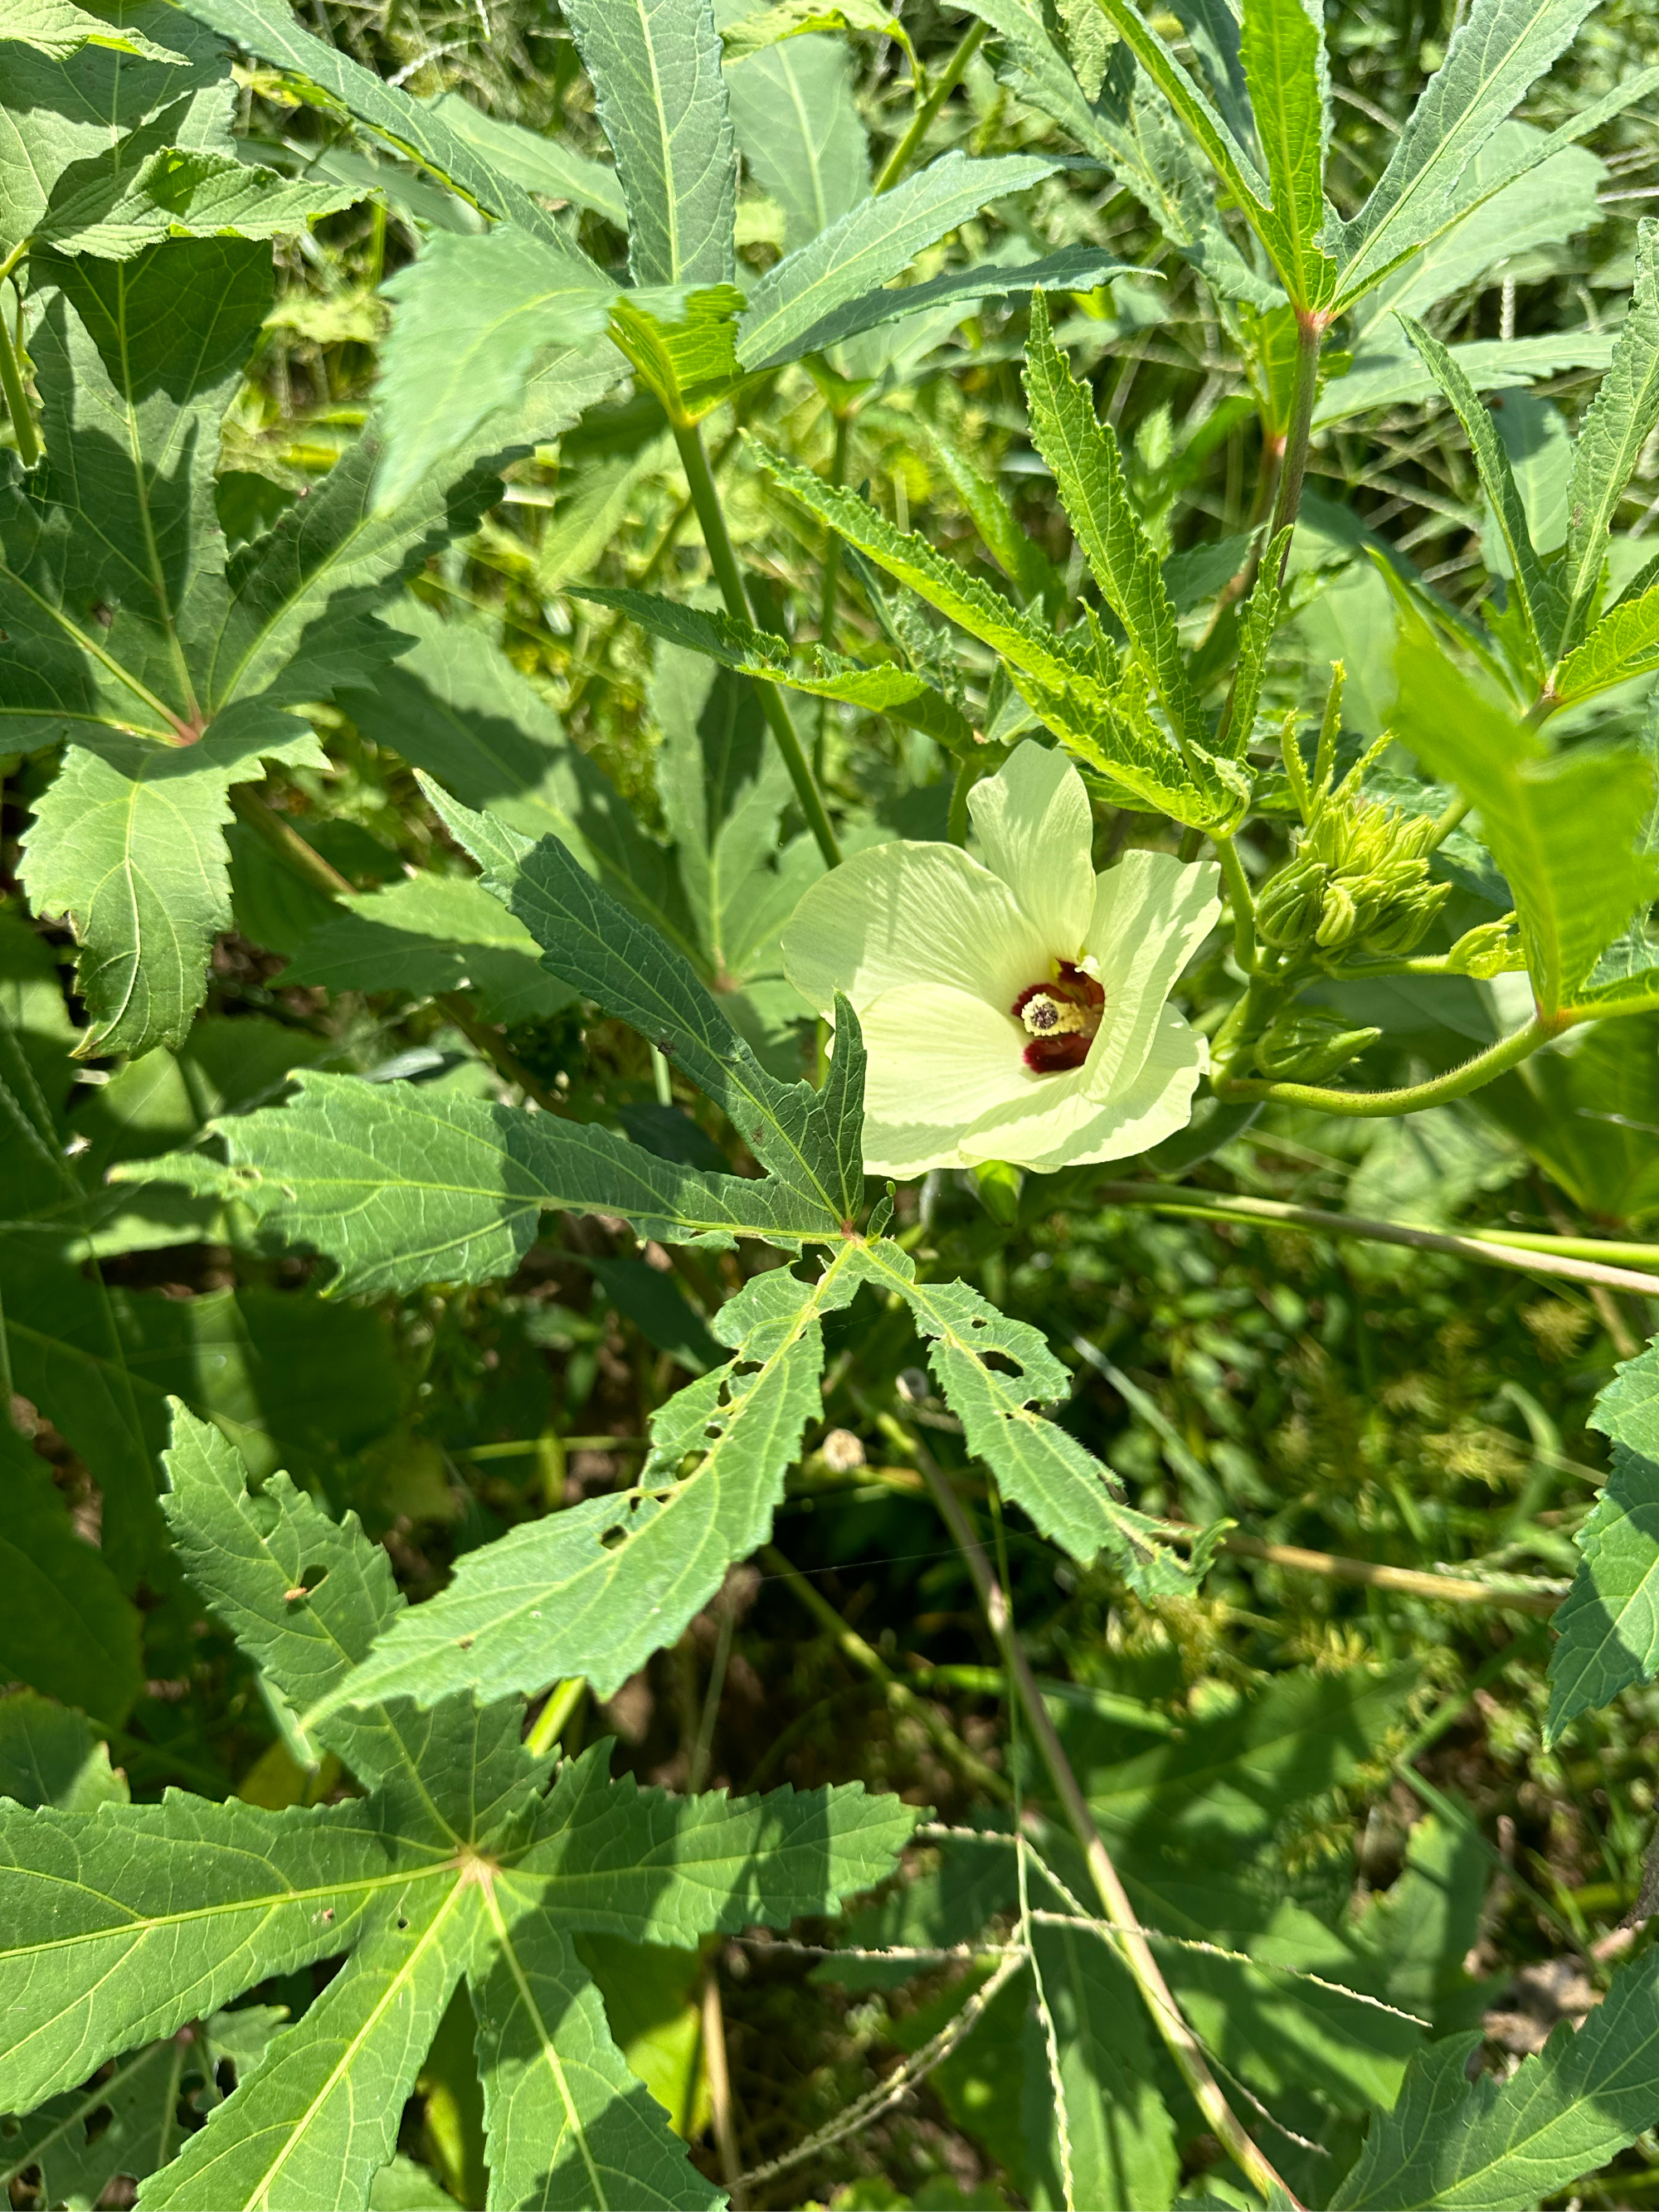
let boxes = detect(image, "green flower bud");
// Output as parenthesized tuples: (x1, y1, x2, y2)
(1257, 858, 1330, 950)
(1358, 878, 1452, 958)
(1253, 1011, 1384, 1082)
(1445, 915, 1526, 979)
(971, 1159, 1023, 1225)
(1314, 879, 1359, 948)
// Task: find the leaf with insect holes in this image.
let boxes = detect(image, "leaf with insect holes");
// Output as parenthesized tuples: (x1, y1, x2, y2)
(300, 1245, 880, 1719)
(0, 0, 187, 60)
(0, 1407, 915, 2208)
(859, 1242, 1214, 1592)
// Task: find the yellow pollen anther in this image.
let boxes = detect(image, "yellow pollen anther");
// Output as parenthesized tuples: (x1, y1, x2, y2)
(1019, 992, 1087, 1038)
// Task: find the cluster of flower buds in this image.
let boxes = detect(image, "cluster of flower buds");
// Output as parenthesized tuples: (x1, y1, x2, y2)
(1253, 1008, 1384, 1082)
(1256, 793, 1452, 961)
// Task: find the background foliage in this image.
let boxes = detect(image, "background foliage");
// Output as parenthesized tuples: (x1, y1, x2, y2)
(9, 0, 1659, 2205)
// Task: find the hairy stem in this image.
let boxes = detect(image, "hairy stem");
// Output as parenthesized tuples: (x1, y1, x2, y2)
(1265, 310, 1328, 581)
(873, 21, 987, 194)
(914, 1442, 1304, 2210)
(1213, 832, 1256, 972)
(672, 419, 842, 868)
(1218, 1012, 1554, 1116)
(1091, 1179, 1659, 1298)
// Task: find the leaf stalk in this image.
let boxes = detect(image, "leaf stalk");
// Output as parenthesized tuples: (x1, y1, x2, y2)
(872, 21, 988, 195)
(1217, 1011, 1555, 1116)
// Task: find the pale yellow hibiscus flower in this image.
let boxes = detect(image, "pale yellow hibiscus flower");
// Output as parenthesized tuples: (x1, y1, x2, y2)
(782, 742, 1221, 1177)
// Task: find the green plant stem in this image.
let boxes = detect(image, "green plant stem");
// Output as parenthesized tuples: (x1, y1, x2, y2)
(912, 1442, 1304, 2210)
(872, 20, 987, 194)
(700, 1962, 746, 2210)
(525, 1676, 586, 1757)
(1264, 309, 1328, 579)
(637, 421, 742, 588)
(228, 787, 568, 1111)
(1213, 833, 1256, 972)
(671, 419, 842, 868)
(1428, 791, 1471, 849)
(0, 246, 38, 470)
(761, 1544, 1011, 1799)
(1092, 1181, 1659, 1298)
(1217, 1011, 1554, 1116)
(814, 411, 853, 779)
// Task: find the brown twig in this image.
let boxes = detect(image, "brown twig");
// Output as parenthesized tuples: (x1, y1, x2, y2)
(700, 1959, 744, 2209)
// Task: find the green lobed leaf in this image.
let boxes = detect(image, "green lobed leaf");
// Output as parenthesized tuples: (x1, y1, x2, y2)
(1238, 0, 1335, 308)
(718, 0, 868, 251)
(117, 1071, 856, 1293)
(1022, 292, 1201, 744)
(510, 1741, 920, 1943)
(0, 1791, 400, 2117)
(284, 873, 581, 1027)
(1335, 1948, 1659, 2209)
(0, 0, 187, 61)
(1557, 220, 1659, 659)
(573, 585, 975, 749)
(22, 711, 325, 1059)
(1390, 610, 1659, 1018)
(438, 788, 866, 1229)
(1398, 312, 1562, 668)
(470, 1904, 722, 2211)
(734, 148, 1068, 368)
(136, 1887, 482, 2211)
(559, 0, 737, 291)
(375, 230, 620, 512)
(752, 433, 1078, 685)
(1335, 0, 1598, 306)
(1220, 526, 1291, 757)
(178, 0, 591, 253)
(1553, 581, 1659, 703)
(37, 134, 359, 259)
(421, 90, 629, 226)
(861, 1242, 1213, 1592)
(1546, 1339, 1659, 1738)
(303, 1243, 876, 1717)
(1087, 0, 1272, 232)
(0, 1694, 130, 1814)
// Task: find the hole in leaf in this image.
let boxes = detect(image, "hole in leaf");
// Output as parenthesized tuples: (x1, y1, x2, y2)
(599, 1524, 628, 1551)
(981, 1350, 1021, 1377)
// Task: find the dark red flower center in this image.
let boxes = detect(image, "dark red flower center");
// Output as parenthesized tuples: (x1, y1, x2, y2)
(1011, 961, 1105, 1073)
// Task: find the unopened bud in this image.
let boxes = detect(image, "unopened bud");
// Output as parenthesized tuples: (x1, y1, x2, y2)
(1254, 1010, 1383, 1082)
(1257, 858, 1330, 950)
(972, 1158, 1023, 1226)
(1445, 915, 1525, 978)
(1314, 880, 1359, 948)
(1359, 880, 1452, 958)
